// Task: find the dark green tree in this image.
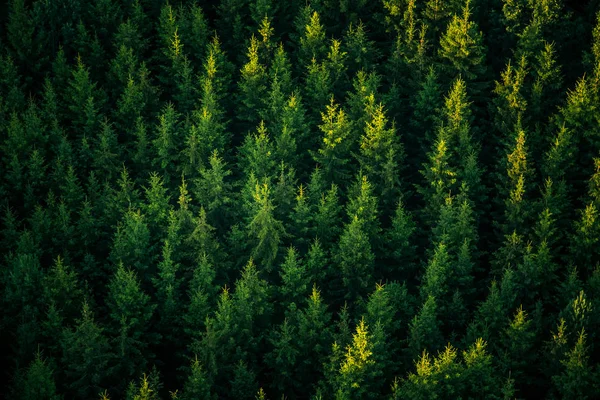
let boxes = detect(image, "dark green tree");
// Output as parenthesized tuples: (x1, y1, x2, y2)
(61, 302, 111, 399)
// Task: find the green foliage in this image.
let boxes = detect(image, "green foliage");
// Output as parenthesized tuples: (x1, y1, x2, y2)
(18, 352, 60, 400)
(61, 302, 111, 399)
(3, 3, 600, 399)
(438, 0, 487, 91)
(106, 263, 156, 385)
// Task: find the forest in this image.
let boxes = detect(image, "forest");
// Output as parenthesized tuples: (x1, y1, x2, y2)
(1, 0, 600, 398)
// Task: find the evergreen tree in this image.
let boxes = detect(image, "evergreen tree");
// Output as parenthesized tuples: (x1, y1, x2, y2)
(17, 352, 60, 400)
(337, 215, 375, 305)
(384, 199, 417, 281)
(246, 182, 285, 273)
(407, 296, 444, 361)
(279, 247, 309, 310)
(238, 36, 268, 131)
(438, 0, 487, 95)
(180, 357, 213, 400)
(358, 102, 404, 211)
(312, 99, 353, 186)
(552, 329, 598, 400)
(61, 302, 111, 399)
(152, 103, 182, 184)
(106, 263, 156, 388)
(333, 318, 380, 400)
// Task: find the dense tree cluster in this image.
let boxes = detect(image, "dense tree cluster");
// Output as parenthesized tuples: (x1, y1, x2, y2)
(1, 0, 600, 398)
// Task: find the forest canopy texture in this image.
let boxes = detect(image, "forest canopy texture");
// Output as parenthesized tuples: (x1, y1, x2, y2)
(2, 0, 600, 399)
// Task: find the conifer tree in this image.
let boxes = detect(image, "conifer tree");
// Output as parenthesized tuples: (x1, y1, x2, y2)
(289, 184, 313, 253)
(65, 56, 105, 136)
(106, 263, 156, 387)
(312, 99, 353, 186)
(152, 239, 182, 344)
(442, 78, 485, 208)
(298, 10, 327, 70)
(61, 302, 111, 399)
(358, 102, 403, 211)
(408, 296, 444, 361)
(333, 318, 379, 400)
(418, 126, 457, 227)
(247, 182, 285, 272)
(438, 0, 487, 94)
(497, 122, 533, 239)
(346, 173, 380, 240)
(384, 199, 417, 281)
(184, 43, 230, 176)
(552, 329, 598, 399)
(266, 315, 300, 396)
(238, 36, 268, 132)
(18, 352, 60, 400)
(110, 209, 153, 281)
(180, 357, 213, 400)
(337, 215, 375, 305)
(239, 122, 276, 181)
(304, 59, 334, 129)
(279, 247, 309, 311)
(296, 286, 332, 392)
(194, 151, 233, 231)
(492, 56, 528, 148)
(42, 256, 82, 324)
(311, 174, 343, 250)
(499, 305, 537, 392)
(153, 103, 182, 183)
(343, 22, 380, 76)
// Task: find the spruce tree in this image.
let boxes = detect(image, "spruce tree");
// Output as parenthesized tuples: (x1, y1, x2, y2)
(61, 302, 111, 399)
(106, 263, 156, 388)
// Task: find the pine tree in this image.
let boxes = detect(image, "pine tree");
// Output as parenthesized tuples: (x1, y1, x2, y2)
(238, 36, 268, 131)
(180, 357, 213, 400)
(343, 22, 380, 76)
(346, 173, 380, 243)
(420, 242, 451, 308)
(266, 316, 300, 395)
(289, 184, 313, 253)
(298, 10, 327, 70)
(304, 59, 334, 129)
(239, 121, 276, 181)
(407, 296, 444, 361)
(17, 352, 60, 400)
(497, 122, 533, 239)
(312, 179, 343, 250)
(184, 38, 231, 176)
(65, 55, 106, 136)
(193, 151, 233, 231)
(552, 329, 598, 399)
(358, 102, 403, 211)
(333, 318, 378, 399)
(106, 263, 156, 388)
(499, 305, 537, 393)
(337, 215, 375, 305)
(42, 256, 82, 324)
(279, 247, 309, 310)
(61, 302, 111, 399)
(296, 286, 332, 393)
(312, 98, 353, 186)
(247, 182, 285, 272)
(492, 56, 528, 148)
(110, 209, 153, 281)
(442, 78, 485, 208)
(153, 103, 182, 183)
(438, 0, 487, 94)
(417, 127, 457, 227)
(152, 239, 182, 344)
(384, 199, 417, 281)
